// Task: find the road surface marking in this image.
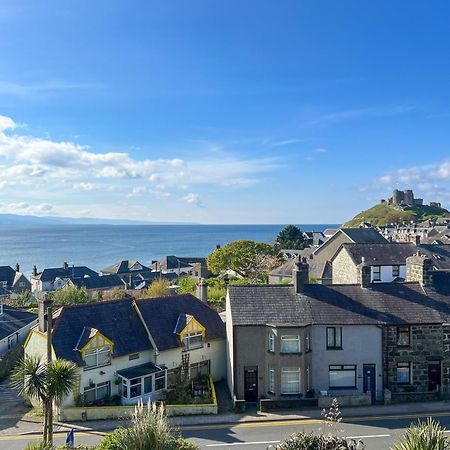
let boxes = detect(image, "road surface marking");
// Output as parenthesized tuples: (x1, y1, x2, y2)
(206, 441, 281, 447)
(345, 434, 391, 439)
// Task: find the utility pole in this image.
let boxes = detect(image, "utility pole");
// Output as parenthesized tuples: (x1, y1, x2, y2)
(46, 295, 54, 445)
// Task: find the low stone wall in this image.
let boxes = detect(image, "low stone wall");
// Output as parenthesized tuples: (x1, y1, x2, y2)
(318, 393, 371, 408)
(61, 375, 218, 421)
(390, 391, 440, 404)
(260, 398, 318, 412)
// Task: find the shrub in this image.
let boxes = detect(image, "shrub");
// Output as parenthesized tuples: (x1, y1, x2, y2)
(277, 432, 365, 450)
(176, 276, 197, 294)
(391, 418, 450, 450)
(95, 402, 198, 450)
(141, 279, 171, 298)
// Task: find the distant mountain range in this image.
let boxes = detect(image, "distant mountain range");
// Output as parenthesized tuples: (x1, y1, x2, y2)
(0, 213, 196, 227)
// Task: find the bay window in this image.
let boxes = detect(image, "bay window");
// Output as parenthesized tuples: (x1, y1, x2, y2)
(281, 367, 301, 394)
(281, 335, 301, 353)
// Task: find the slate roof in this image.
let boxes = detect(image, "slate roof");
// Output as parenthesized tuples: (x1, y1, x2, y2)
(0, 305, 37, 341)
(135, 294, 225, 351)
(228, 282, 450, 327)
(51, 298, 151, 365)
(152, 256, 206, 271)
(35, 266, 98, 282)
(338, 243, 417, 266)
(101, 260, 151, 275)
(0, 266, 16, 287)
(340, 228, 388, 244)
(417, 244, 450, 270)
(269, 259, 296, 278)
(117, 362, 162, 379)
(70, 274, 125, 290)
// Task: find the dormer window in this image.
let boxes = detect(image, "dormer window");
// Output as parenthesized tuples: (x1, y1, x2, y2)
(183, 331, 203, 350)
(84, 346, 111, 368)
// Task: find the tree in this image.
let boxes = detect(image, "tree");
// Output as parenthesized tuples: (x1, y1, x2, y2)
(275, 225, 307, 250)
(50, 285, 89, 305)
(176, 276, 197, 294)
(11, 355, 78, 446)
(141, 278, 171, 298)
(206, 240, 284, 282)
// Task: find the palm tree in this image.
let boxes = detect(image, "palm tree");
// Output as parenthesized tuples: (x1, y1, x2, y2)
(11, 355, 78, 446)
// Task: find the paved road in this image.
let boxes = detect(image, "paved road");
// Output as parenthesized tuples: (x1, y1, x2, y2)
(3, 412, 450, 449)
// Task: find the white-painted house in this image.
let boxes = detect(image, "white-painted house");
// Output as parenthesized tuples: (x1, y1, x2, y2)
(0, 300, 37, 356)
(24, 294, 226, 408)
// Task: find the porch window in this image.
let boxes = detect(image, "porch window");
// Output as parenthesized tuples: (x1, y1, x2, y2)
(118, 363, 167, 401)
(83, 346, 110, 369)
(281, 367, 301, 394)
(329, 365, 356, 389)
(281, 335, 300, 353)
(397, 362, 411, 384)
(183, 332, 203, 350)
(83, 381, 110, 404)
(129, 378, 142, 398)
(155, 372, 166, 391)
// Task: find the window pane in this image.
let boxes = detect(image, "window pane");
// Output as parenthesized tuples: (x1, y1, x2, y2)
(97, 347, 110, 365)
(329, 366, 356, 388)
(281, 368, 300, 394)
(327, 328, 334, 347)
(397, 364, 410, 384)
(269, 368, 275, 393)
(84, 352, 97, 367)
(155, 372, 166, 391)
(97, 383, 109, 400)
(144, 376, 153, 394)
(130, 380, 142, 398)
(84, 388, 96, 404)
(281, 336, 300, 353)
(335, 329, 342, 347)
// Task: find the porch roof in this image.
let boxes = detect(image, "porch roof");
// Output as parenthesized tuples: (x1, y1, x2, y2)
(117, 362, 162, 379)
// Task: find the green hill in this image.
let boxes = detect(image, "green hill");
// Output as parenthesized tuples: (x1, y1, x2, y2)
(344, 203, 450, 227)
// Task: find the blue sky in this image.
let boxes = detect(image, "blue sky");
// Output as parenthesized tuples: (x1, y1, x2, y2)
(1, 1, 450, 224)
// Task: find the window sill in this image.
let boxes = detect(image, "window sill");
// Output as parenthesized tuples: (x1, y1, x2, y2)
(326, 347, 343, 351)
(329, 387, 357, 390)
(182, 346, 204, 352)
(280, 352, 302, 355)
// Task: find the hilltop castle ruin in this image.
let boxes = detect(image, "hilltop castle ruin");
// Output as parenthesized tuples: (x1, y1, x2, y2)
(381, 189, 441, 209)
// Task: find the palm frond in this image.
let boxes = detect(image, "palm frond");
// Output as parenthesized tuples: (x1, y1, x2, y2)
(11, 355, 47, 402)
(47, 359, 78, 403)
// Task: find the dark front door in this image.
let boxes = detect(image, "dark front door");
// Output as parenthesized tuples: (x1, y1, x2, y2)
(244, 367, 258, 402)
(363, 365, 376, 404)
(428, 362, 441, 391)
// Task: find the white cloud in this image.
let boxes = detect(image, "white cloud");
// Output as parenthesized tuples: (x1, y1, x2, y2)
(315, 148, 328, 153)
(0, 202, 54, 215)
(182, 193, 203, 207)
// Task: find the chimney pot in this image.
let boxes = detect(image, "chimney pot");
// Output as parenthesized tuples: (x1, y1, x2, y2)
(63, 262, 69, 270)
(15, 263, 20, 272)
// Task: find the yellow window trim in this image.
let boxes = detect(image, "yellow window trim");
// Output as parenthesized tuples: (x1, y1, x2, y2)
(80, 331, 113, 359)
(179, 316, 206, 342)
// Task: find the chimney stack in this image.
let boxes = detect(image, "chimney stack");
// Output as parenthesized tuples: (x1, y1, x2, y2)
(37, 294, 53, 333)
(33, 265, 38, 276)
(413, 235, 421, 245)
(15, 263, 20, 272)
(357, 261, 371, 288)
(292, 257, 309, 294)
(406, 252, 434, 287)
(63, 262, 69, 270)
(196, 277, 208, 302)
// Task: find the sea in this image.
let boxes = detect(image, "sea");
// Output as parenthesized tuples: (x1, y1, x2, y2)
(0, 224, 338, 276)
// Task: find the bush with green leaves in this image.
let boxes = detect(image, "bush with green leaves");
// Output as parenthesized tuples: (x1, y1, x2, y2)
(391, 418, 450, 450)
(49, 285, 89, 305)
(277, 432, 365, 450)
(95, 402, 198, 450)
(176, 276, 197, 294)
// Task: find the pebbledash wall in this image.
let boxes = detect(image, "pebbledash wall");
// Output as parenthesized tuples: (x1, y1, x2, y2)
(384, 324, 450, 400)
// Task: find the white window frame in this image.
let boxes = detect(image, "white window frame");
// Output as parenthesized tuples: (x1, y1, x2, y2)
(281, 367, 301, 394)
(268, 367, 275, 393)
(83, 346, 111, 369)
(268, 332, 275, 352)
(372, 266, 381, 282)
(8, 333, 19, 350)
(83, 381, 110, 404)
(183, 332, 203, 350)
(281, 335, 301, 353)
(329, 365, 357, 389)
(392, 265, 400, 277)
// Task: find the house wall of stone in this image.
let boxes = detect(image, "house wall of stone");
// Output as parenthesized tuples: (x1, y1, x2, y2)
(384, 325, 445, 393)
(332, 249, 358, 284)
